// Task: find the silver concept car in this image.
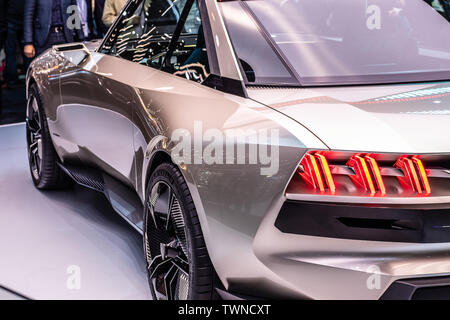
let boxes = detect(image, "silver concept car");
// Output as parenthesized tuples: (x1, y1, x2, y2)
(26, 0, 450, 299)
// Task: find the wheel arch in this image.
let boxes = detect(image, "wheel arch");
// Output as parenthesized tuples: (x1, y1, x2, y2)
(144, 149, 174, 192)
(26, 75, 37, 99)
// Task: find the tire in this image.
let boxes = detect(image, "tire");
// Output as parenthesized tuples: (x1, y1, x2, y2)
(26, 83, 73, 190)
(144, 162, 216, 300)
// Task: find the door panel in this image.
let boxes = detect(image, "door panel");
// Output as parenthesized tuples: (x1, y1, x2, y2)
(57, 52, 144, 186)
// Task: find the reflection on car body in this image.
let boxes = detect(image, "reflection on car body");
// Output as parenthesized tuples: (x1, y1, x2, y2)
(25, 0, 450, 300)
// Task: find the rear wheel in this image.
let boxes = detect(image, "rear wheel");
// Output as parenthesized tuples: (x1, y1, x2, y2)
(144, 162, 216, 300)
(26, 83, 73, 189)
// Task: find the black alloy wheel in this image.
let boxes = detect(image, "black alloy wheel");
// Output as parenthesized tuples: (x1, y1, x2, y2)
(26, 84, 73, 189)
(144, 163, 217, 300)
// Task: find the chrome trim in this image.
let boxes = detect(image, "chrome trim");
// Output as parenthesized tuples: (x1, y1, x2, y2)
(429, 168, 450, 178)
(329, 165, 355, 176)
(330, 164, 450, 179)
(52, 42, 90, 54)
(285, 193, 450, 205)
(206, 0, 243, 81)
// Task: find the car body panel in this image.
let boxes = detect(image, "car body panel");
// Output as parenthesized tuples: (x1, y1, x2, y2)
(25, 0, 450, 300)
(26, 42, 328, 298)
(248, 82, 450, 154)
(56, 52, 138, 185)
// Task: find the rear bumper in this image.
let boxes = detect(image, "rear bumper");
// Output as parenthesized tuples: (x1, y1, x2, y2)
(245, 199, 450, 299)
(381, 276, 450, 300)
(275, 201, 450, 243)
(219, 276, 450, 300)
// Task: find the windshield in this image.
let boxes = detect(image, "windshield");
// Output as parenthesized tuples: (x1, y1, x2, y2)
(221, 0, 450, 86)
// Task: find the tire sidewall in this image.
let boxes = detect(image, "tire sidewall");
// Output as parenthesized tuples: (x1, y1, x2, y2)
(27, 84, 55, 188)
(27, 84, 42, 187)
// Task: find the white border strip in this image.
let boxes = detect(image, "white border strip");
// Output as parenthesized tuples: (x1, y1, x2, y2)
(286, 192, 450, 205)
(0, 122, 26, 128)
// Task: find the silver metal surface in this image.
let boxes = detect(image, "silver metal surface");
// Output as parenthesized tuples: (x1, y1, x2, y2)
(22, 0, 450, 300)
(247, 84, 450, 154)
(285, 192, 450, 205)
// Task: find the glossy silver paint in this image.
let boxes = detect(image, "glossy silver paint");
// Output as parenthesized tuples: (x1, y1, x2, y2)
(26, 0, 450, 299)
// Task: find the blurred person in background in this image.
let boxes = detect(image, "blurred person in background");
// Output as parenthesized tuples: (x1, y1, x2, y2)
(94, 0, 108, 37)
(0, 0, 6, 71)
(76, 0, 96, 40)
(0, 0, 30, 89)
(0, 0, 5, 78)
(0, 11, 3, 114)
(102, 0, 127, 27)
(23, 0, 84, 59)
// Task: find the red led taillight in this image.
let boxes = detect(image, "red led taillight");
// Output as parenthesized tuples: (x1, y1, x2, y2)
(395, 156, 431, 195)
(315, 153, 336, 193)
(347, 154, 386, 195)
(366, 156, 387, 195)
(297, 151, 432, 197)
(298, 152, 335, 193)
(413, 157, 431, 195)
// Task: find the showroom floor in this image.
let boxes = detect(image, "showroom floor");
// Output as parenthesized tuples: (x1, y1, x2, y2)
(0, 123, 151, 299)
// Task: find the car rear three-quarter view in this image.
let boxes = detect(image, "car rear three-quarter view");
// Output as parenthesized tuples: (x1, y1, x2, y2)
(25, 0, 450, 300)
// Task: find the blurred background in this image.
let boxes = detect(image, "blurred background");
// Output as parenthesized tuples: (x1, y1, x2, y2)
(0, 0, 127, 125)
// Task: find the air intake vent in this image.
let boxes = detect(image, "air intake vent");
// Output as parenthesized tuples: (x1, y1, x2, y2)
(58, 164, 105, 192)
(53, 43, 86, 52)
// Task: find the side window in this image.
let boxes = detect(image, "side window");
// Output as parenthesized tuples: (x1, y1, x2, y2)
(164, 1, 210, 82)
(219, 1, 296, 85)
(101, 0, 210, 83)
(426, 0, 450, 21)
(101, 0, 183, 65)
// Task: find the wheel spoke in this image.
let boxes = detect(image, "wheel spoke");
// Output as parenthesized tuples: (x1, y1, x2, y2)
(27, 119, 37, 133)
(147, 201, 158, 229)
(27, 115, 41, 133)
(164, 264, 178, 300)
(152, 182, 173, 229)
(149, 256, 173, 300)
(26, 98, 42, 137)
(146, 181, 190, 300)
(26, 96, 43, 181)
(29, 141, 39, 157)
(33, 152, 41, 175)
(172, 256, 189, 274)
(31, 99, 39, 113)
(165, 190, 174, 231)
(149, 256, 171, 279)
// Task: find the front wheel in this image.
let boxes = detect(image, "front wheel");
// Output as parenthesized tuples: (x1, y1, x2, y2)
(26, 83, 73, 189)
(143, 162, 216, 300)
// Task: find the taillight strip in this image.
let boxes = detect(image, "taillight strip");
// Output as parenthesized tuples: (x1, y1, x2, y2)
(347, 155, 376, 195)
(315, 153, 336, 194)
(357, 155, 376, 194)
(365, 156, 386, 195)
(300, 153, 325, 192)
(395, 156, 432, 195)
(406, 158, 422, 193)
(412, 157, 431, 195)
(297, 152, 434, 197)
(299, 152, 336, 193)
